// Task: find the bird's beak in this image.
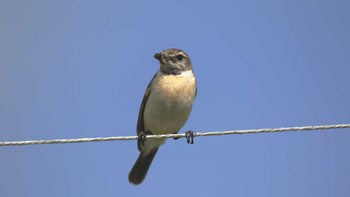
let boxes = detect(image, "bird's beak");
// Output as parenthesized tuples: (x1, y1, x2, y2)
(153, 53, 161, 61)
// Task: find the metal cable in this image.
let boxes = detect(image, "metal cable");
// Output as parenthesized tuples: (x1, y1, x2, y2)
(0, 123, 349, 146)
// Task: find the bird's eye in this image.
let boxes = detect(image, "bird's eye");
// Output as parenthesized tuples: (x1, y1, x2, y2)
(176, 54, 184, 61)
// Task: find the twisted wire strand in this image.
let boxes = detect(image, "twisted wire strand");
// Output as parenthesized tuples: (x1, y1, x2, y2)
(0, 123, 349, 147)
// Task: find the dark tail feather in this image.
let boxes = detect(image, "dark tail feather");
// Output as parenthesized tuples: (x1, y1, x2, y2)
(128, 148, 158, 185)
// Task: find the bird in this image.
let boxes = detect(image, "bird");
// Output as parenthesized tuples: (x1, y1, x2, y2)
(128, 48, 197, 185)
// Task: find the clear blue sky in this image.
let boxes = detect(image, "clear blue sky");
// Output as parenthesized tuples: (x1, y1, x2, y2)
(1, 0, 350, 196)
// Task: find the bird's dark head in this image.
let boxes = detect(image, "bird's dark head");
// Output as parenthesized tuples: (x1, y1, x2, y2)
(154, 48, 192, 75)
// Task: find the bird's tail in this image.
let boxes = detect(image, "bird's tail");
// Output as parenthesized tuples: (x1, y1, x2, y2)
(128, 148, 158, 185)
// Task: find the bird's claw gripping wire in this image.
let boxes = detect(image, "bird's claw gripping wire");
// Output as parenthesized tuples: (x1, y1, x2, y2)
(138, 131, 147, 146)
(185, 130, 196, 144)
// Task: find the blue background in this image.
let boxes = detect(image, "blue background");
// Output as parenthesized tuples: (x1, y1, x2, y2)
(1, 0, 349, 196)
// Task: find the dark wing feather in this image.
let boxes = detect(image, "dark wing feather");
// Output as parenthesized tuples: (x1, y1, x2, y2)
(136, 73, 157, 150)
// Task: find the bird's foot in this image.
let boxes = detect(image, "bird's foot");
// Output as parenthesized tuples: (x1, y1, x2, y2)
(138, 131, 147, 146)
(185, 130, 196, 144)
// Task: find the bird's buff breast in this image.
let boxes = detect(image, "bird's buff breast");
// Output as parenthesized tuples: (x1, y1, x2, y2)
(143, 72, 196, 135)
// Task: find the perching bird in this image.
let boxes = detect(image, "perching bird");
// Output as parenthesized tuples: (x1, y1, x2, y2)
(128, 48, 197, 185)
